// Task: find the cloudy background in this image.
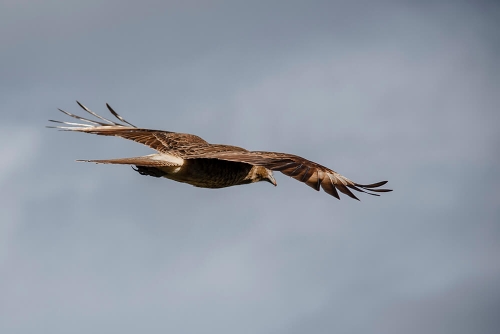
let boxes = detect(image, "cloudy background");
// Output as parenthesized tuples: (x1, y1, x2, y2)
(1, 1, 499, 333)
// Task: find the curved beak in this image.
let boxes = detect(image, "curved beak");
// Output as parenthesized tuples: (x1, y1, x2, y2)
(266, 174, 277, 186)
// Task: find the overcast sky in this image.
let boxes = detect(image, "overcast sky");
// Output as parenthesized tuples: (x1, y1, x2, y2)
(1, 1, 499, 333)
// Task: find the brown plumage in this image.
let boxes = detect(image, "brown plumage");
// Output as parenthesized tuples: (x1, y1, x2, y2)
(48, 101, 392, 200)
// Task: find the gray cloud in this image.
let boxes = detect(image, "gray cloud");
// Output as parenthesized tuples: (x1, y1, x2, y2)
(1, 1, 499, 333)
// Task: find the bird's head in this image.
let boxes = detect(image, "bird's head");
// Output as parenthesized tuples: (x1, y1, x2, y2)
(253, 166, 277, 186)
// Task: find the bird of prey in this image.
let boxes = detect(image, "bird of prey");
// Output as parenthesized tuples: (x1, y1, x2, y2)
(48, 101, 392, 200)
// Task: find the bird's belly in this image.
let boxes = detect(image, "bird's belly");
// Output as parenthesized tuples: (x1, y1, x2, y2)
(161, 159, 252, 189)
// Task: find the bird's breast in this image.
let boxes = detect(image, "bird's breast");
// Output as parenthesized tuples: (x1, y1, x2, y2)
(163, 159, 253, 188)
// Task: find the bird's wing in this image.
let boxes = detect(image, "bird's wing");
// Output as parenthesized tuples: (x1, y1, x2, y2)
(48, 102, 392, 200)
(187, 151, 392, 200)
(76, 155, 183, 167)
(47, 101, 209, 155)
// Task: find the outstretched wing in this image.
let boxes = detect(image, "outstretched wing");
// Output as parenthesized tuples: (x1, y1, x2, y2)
(188, 151, 392, 200)
(47, 101, 209, 155)
(48, 101, 392, 200)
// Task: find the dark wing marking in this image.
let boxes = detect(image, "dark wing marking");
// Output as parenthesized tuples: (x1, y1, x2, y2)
(187, 151, 392, 200)
(105, 103, 137, 127)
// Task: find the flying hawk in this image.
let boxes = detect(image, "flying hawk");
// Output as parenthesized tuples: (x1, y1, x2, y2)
(48, 101, 392, 200)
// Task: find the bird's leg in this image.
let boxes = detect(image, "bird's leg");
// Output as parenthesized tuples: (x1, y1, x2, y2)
(131, 166, 166, 178)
